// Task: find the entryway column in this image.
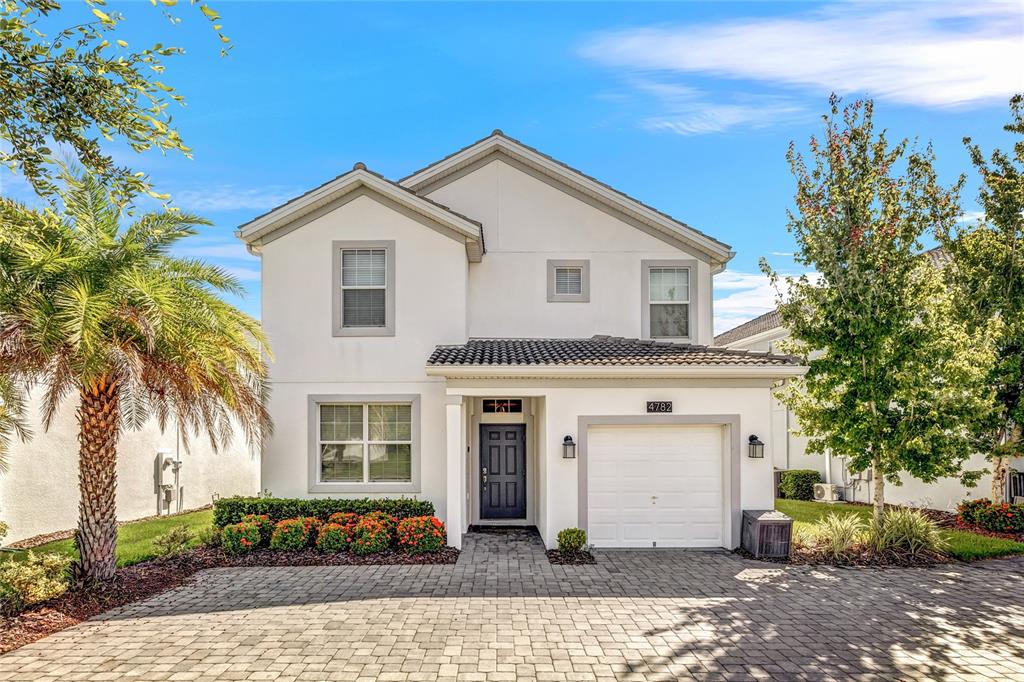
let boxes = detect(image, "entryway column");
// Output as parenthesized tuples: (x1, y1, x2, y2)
(445, 395, 465, 548)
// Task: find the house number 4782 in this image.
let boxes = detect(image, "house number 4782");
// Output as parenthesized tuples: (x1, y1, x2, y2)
(646, 401, 673, 413)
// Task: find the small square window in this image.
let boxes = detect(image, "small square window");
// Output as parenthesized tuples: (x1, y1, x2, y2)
(547, 260, 590, 302)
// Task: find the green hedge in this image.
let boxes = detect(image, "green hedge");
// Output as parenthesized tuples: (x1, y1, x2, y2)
(778, 469, 821, 501)
(213, 497, 435, 527)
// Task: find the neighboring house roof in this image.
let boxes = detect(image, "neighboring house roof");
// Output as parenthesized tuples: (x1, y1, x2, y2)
(235, 164, 485, 261)
(426, 336, 802, 378)
(713, 247, 951, 347)
(399, 130, 735, 270)
(714, 309, 784, 348)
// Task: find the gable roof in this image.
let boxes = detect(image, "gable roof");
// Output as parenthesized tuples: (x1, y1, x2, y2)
(714, 309, 784, 347)
(400, 130, 735, 269)
(426, 336, 803, 379)
(235, 164, 484, 261)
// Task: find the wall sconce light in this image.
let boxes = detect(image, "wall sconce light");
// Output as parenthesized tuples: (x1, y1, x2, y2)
(562, 435, 577, 459)
(748, 435, 765, 459)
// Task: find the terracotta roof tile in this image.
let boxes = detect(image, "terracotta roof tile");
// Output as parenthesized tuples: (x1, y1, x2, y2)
(428, 336, 798, 367)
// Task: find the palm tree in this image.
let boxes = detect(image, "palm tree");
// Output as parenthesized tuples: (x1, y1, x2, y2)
(0, 172, 271, 581)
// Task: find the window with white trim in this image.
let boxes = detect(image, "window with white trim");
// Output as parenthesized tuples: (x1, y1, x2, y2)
(647, 266, 689, 338)
(318, 403, 412, 483)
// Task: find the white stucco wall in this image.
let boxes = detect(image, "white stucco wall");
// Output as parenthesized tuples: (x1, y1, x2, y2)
(449, 381, 775, 549)
(0, 390, 259, 543)
(258, 192, 468, 517)
(426, 159, 716, 345)
(726, 329, 1018, 511)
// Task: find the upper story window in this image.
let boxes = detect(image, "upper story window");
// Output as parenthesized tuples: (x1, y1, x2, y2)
(332, 240, 395, 336)
(547, 259, 590, 303)
(642, 260, 696, 341)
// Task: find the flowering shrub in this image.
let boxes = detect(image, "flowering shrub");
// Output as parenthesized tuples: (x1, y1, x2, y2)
(270, 517, 321, 551)
(957, 499, 993, 526)
(316, 523, 352, 553)
(361, 511, 396, 535)
(959, 499, 1024, 533)
(213, 497, 433, 526)
(240, 514, 274, 546)
(396, 516, 446, 554)
(222, 522, 261, 554)
(350, 515, 392, 555)
(328, 511, 361, 528)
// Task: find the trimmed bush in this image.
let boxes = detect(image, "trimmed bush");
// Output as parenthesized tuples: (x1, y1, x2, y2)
(222, 522, 261, 554)
(778, 469, 821, 501)
(153, 525, 193, 557)
(361, 511, 396, 536)
(557, 528, 587, 553)
(958, 498, 1024, 533)
(241, 514, 274, 546)
(0, 552, 71, 615)
(350, 515, 392, 555)
(213, 497, 434, 527)
(396, 516, 446, 554)
(316, 523, 352, 553)
(870, 507, 946, 557)
(270, 517, 321, 551)
(813, 513, 865, 559)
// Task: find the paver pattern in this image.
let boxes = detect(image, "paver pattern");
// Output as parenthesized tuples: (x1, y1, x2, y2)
(1, 529, 1023, 681)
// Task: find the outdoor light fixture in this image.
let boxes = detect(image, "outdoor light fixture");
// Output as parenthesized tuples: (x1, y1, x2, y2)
(748, 435, 765, 459)
(562, 435, 577, 459)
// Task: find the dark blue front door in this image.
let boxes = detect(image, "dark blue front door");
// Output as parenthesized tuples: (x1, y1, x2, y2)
(480, 424, 526, 519)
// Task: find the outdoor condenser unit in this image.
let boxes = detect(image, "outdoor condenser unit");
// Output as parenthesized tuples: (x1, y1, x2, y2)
(814, 483, 842, 502)
(741, 510, 793, 559)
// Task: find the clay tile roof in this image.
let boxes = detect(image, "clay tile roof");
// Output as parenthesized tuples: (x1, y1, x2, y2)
(713, 309, 784, 347)
(427, 336, 798, 367)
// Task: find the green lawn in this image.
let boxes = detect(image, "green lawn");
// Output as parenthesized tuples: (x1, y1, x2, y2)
(3, 509, 213, 567)
(776, 498, 1024, 561)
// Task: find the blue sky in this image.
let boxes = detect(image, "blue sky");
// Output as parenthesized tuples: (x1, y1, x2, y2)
(3, 1, 1022, 333)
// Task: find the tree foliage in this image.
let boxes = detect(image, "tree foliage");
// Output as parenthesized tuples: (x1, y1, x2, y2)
(940, 94, 1024, 500)
(0, 0, 229, 203)
(764, 97, 998, 520)
(0, 169, 270, 579)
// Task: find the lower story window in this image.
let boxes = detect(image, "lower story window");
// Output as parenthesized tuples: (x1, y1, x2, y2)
(318, 403, 412, 483)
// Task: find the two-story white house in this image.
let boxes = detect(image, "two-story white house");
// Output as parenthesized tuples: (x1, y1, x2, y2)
(236, 131, 805, 550)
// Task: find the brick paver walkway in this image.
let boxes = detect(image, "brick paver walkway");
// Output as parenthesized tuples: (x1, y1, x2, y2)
(2, 529, 1023, 681)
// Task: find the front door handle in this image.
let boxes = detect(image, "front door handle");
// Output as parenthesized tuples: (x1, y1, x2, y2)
(481, 467, 488, 486)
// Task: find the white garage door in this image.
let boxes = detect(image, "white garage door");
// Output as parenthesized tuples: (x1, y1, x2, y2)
(588, 424, 724, 548)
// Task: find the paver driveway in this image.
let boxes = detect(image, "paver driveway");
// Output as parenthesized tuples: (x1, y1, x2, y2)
(1, 529, 1023, 681)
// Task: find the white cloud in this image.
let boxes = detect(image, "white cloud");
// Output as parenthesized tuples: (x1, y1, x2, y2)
(713, 269, 817, 335)
(958, 210, 986, 224)
(582, 3, 1023, 109)
(171, 185, 299, 213)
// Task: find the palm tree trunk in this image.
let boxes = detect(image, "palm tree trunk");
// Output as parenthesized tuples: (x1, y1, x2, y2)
(75, 376, 120, 582)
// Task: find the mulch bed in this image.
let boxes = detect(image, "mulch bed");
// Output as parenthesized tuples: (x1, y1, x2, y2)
(952, 520, 1024, 542)
(8, 505, 214, 550)
(0, 545, 459, 655)
(546, 549, 596, 565)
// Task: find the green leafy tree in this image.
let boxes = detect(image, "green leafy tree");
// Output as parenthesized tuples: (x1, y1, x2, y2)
(1, 0, 229, 203)
(764, 97, 997, 521)
(0, 170, 270, 581)
(940, 94, 1024, 501)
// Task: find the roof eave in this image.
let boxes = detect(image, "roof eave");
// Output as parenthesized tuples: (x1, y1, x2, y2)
(235, 169, 483, 261)
(425, 364, 807, 379)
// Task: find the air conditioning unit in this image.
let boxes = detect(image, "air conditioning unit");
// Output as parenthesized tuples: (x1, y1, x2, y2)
(814, 483, 842, 502)
(742, 510, 793, 558)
